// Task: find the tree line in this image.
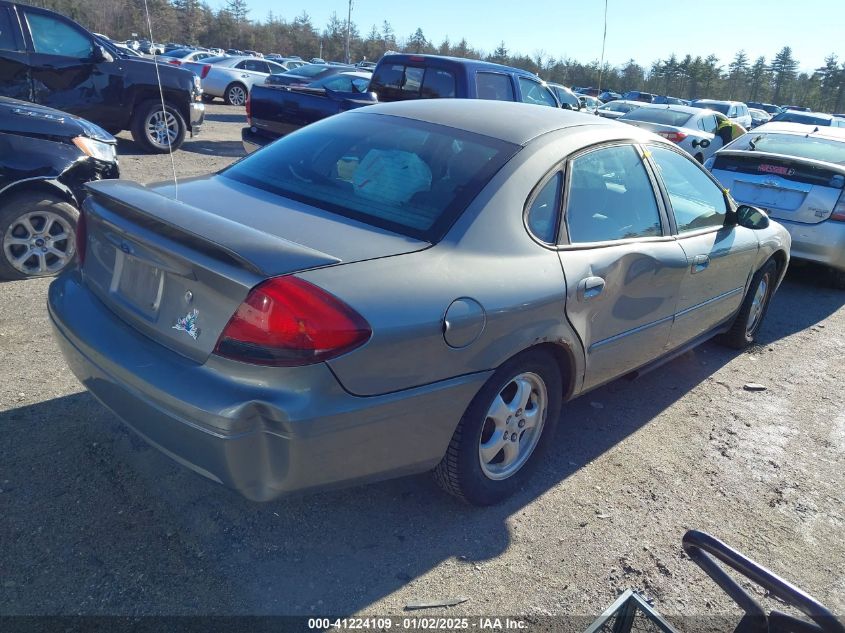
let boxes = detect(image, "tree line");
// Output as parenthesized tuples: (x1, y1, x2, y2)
(19, 0, 845, 112)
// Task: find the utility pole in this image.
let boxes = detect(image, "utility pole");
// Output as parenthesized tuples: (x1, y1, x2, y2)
(345, 0, 353, 64)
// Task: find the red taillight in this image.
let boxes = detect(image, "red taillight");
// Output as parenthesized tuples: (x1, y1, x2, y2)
(200, 64, 211, 79)
(245, 93, 251, 125)
(75, 209, 87, 266)
(214, 277, 371, 366)
(168, 59, 181, 65)
(657, 131, 688, 143)
(832, 190, 845, 221)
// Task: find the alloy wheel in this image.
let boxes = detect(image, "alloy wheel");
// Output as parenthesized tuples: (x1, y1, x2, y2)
(2, 210, 75, 276)
(145, 108, 179, 149)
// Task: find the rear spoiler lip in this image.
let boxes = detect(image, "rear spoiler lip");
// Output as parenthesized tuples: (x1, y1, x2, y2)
(84, 179, 341, 278)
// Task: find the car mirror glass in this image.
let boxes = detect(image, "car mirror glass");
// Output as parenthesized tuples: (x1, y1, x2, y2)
(736, 204, 770, 230)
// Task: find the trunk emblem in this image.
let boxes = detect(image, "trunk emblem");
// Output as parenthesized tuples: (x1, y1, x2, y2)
(173, 309, 201, 340)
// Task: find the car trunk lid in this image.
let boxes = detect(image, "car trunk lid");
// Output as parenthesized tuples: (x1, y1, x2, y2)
(711, 151, 845, 224)
(80, 179, 427, 363)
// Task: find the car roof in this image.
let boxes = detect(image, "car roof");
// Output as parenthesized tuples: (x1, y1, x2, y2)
(693, 99, 743, 106)
(356, 99, 632, 145)
(378, 53, 538, 79)
(775, 110, 834, 120)
(752, 122, 845, 140)
(633, 103, 710, 115)
(599, 99, 642, 107)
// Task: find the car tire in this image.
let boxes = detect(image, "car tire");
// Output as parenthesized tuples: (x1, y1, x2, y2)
(0, 191, 78, 280)
(130, 99, 187, 154)
(830, 268, 845, 289)
(224, 82, 248, 106)
(719, 259, 778, 349)
(201, 94, 215, 103)
(434, 349, 563, 506)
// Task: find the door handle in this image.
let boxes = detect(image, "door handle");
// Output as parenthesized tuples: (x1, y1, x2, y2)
(691, 254, 710, 274)
(241, 74, 250, 78)
(578, 276, 606, 300)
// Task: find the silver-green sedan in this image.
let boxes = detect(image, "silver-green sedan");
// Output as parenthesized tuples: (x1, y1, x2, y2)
(49, 100, 790, 505)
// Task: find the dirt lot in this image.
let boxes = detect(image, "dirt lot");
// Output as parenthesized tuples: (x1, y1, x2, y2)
(1, 104, 843, 629)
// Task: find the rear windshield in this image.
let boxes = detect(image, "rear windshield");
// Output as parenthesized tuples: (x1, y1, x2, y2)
(621, 108, 693, 127)
(286, 64, 330, 78)
(222, 113, 519, 241)
(165, 48, 194, 58)
(693, 101, 730, 115)
(727, 133, 845, 165)
(601, 101, 637, 113)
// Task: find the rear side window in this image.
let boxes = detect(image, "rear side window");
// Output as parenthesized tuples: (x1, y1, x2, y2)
(370, 64, 455, 101)
(621, 108, 693, 127)
(526, 173, 561, 243)
(648, 145, 727, 232)
(237, 59, 267, 72)
(518, 77, 557, 107)
(26, 11, 93, 58)
(476, 72, 515, 101)
(222, 113, 519, 241)
(0, 8, 20, 51)
(565, 145, 662, 243)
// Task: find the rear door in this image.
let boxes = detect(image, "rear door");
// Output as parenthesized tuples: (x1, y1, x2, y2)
(0, 4, 30, 100)
(646, 144, 759, 348)
(558, 143, 689, 390)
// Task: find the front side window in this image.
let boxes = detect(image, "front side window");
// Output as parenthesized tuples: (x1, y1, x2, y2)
(476, 72, 515, 101)
(526, 173, 561, 243)
(565, 145, 662, 243)
(26, 12, 92, 58)
(222, 113, 519, 241)
(518, 77, 557, 107)
(648, 145, 727, 232)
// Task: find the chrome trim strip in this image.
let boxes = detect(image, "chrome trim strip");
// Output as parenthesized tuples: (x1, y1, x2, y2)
(675, 287, 744, 319)
(589, 314, 674, 352)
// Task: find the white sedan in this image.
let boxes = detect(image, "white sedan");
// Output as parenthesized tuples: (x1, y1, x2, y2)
(618, 104, 730, 163)
(182, 56, 290, 105)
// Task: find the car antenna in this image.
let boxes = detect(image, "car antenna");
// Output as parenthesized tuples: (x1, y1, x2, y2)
(595, 0, 608, 106)
(141, 0, 179, 200)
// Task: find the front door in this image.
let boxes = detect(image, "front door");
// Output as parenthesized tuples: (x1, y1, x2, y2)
(20, 7, 124, 129)
(558, 143, 689, 390)
(646, 144, 759, 348)
(0, 5, 30, 101)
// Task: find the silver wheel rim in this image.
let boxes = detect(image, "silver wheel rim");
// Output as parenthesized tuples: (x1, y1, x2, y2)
(746, 274, 769, 335)
(3, 210, 75, 276)
(145, 108, 179, 148)
(478, 371, 548, 481)
(228, 85, 246, 105)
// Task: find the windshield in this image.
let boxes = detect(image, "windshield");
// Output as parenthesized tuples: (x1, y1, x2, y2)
(692, 101, 730, 115)
(601, 102, 636, 113)
(165, 48, 194, 58)
(727, 132, 845, 165)
(222, 113, 519, 241)
(621, 108, 693, 127)
(772, 112, 832, 126)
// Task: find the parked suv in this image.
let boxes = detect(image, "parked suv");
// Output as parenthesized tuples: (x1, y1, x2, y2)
(621, 90, 656, 103)
(0, 1, 204, 153)
(690, 99, 752, 130)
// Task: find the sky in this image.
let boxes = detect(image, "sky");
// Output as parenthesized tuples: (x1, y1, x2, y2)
(211, 0, 841, 71)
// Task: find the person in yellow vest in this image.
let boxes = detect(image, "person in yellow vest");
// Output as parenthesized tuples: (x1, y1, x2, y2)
(716, 115, 746, 147)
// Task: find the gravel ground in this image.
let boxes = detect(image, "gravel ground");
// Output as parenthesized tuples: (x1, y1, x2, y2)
(1, 104, 844, 629)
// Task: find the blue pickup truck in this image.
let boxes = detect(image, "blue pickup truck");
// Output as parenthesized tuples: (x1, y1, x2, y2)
(242, 54, 562, 153)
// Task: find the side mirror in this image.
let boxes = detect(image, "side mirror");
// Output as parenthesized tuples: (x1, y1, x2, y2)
(92, 45, 114, 63)
(735, 204, 770, 230)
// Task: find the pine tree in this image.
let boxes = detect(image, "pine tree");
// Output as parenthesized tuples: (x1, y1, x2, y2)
(489, 41, 508, 64)
(770, 46, 798, 103)
(407, 28, 427, 54)
(748, 56, 769, 102)
(728, 50, 749, 99)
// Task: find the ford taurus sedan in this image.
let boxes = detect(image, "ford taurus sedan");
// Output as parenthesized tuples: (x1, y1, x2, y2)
(49, 100, 790, 505)
(707, 122, 845, 287)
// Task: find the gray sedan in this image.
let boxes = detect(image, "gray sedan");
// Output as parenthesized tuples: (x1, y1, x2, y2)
(48, 100, 790, 505)
(182, 56, 290, 105)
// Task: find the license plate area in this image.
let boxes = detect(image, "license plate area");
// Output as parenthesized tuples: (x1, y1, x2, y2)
(111, 250, 164, 319)
(733, 181, 806, 210)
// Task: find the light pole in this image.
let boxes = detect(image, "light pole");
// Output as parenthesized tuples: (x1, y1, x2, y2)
(345, 0, 353, 64)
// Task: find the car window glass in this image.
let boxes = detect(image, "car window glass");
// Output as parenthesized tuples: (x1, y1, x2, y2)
(696, 118, 706, 131)
(518, 77, 557, 107)
(565, 145, 662, 243)
(476, 72, 514, 101)
(26, 12, 92, 58)
(421, 68, 456, 98)
(648, 145, 727, 232)
(527, 173, 561, 243)
(704, 114, 718, 133)
(266, 61, 285, 73)
(322, 75, 351, 91)
(402, 66, 423, 93)
(0, 8, 20, 51)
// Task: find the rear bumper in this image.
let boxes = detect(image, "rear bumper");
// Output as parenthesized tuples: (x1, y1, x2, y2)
(188, 102, 205, 134)
(778, 218, 845, 271)
(241, 126, 274, 154)
(48, 271, 488, 501)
